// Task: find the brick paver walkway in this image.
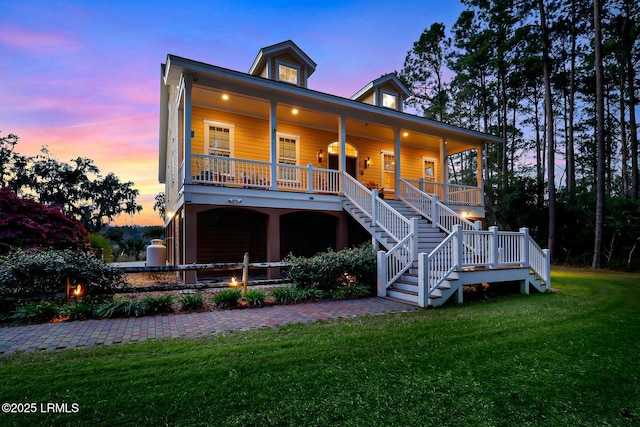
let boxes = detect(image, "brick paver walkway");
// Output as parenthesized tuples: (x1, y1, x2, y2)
(0, 298, 417, 356)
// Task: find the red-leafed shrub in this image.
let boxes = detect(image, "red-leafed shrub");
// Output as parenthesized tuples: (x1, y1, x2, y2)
(0, 187, 87, 254)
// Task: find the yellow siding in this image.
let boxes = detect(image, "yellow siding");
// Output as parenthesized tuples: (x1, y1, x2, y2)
(277, 122, 335, 166)
(192, 107, 271, 161)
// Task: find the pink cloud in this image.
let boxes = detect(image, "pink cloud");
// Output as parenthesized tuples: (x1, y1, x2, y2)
(1, 25, 83, 56)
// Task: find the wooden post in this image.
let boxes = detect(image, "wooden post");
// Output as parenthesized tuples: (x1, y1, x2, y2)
(242, 252, 249, 295)
(66, 276, 71, 305)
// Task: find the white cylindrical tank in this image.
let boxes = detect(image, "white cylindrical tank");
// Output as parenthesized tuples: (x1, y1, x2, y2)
(146, 239, 167, 266)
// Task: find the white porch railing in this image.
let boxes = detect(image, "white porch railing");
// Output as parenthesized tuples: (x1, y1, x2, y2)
(402, 178, 482, 206)
(399, 179, 477, 234)
(191, 154, 340, 194)
(420, 225, 550, 305)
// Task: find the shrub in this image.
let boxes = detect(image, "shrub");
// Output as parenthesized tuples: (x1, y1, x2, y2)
(179, 294, 205, 311)
(9, 301, 62, 324)
(62, 303, 96, 321)
(292, 287, 326, 302)
(88, 233, 113, 263)
(0, 187, 87, 255)
(212, 289, 242, 309)
(270, 286, 325, 304)
(270, 287, 296, 305)
(0, 248, 126, 302)
(141, 295, 175, 314)
(95, 298, 146, 319)
(330, 285, 371, 300)
(285, 245, 376, 292)
(243, 290, 266, 308)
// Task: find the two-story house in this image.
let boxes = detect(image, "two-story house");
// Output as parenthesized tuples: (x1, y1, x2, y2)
(159, 40, 550, 307)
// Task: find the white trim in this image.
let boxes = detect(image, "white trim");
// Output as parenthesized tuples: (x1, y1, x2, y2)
(381, 150, 395, 193)
(422, 156, 437, 182)
(276, 132, 300, 164)
(381, 90, 398, 110)
(203, 119, 235, 157)
(276, 131, 301, 183)
(275, 60, 301, 86)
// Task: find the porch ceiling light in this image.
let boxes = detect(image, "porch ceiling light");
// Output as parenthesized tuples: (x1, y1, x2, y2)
(292, 108, 299, 115)
(228, 198, 242, 205)
(222, 94, 229, 100)
(403, 131, 409, 137)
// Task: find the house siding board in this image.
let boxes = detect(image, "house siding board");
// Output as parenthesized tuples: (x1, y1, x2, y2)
(277, 123, 337, 167)
(192, 107, 271, 161)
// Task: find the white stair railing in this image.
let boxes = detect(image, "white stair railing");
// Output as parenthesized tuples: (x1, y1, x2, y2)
(420, 225, 551, 306)
(342, 173, 374, 219)
(342, 174, 417, 296)
(399, 179, 476, 234)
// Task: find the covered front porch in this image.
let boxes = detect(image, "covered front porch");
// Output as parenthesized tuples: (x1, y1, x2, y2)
(181, 153, 484, 215)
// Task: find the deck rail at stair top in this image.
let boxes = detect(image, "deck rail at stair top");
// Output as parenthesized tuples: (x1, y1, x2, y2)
(399, 179, 476, 234)
(343, 173, 412, 243)
(401, 178, 482, 206)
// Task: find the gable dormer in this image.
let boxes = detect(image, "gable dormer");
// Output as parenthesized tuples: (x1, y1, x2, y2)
(249, 40, 317, 88)
(351, 74, 411, 112)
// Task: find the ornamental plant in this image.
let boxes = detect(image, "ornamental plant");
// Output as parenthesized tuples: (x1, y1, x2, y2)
(0, 248, 127, 302)
(285, 245, 376, 292)
(212, 289, 242, 309)
(0, 187, 87, 254)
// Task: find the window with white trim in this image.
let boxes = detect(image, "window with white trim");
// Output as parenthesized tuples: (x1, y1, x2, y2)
(277, 61, 300, 85)
(382, 91, 398, 109)
(277, 133, 300, 181)
(203, 120, 234, 176)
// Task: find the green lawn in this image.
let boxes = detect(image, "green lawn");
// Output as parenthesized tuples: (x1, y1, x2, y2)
(1, 267, 639, 426)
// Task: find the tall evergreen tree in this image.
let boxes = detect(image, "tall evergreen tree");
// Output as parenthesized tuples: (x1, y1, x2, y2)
(593, 0, 606, 269)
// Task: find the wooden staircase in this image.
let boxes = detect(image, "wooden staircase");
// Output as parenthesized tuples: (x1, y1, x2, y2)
(342, 176, 550, 307)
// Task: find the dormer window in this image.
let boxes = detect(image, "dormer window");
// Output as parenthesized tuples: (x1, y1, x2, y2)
(277, 61, 300, 85)
(382, 91, 398, 109)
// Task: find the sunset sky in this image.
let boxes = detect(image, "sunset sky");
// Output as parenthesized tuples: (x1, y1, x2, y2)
(1, 0, 463, 226)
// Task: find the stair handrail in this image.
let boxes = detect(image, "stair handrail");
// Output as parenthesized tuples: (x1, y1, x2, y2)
(399, 179, 476, 234)
(343, 173, 412, 243)
(420, 227, 459, 304)
(527, 235, 551, 287)
(377, 233, 414, 296)
(342, 172, 374, 219)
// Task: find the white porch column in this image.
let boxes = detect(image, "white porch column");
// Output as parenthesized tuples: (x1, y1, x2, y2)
(269, 100, 278, 190)
(478, 144, 484, 203)
(183, 75, 193, 185)
(394, 127, 401, 200)
(440, 137, 448, 202)
(339, 115, 347, 175)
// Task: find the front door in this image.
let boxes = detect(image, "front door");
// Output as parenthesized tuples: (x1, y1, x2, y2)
(328, 154, 357, 177)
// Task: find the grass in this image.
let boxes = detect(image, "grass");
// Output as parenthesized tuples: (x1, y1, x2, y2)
(0, 267, 639, 426)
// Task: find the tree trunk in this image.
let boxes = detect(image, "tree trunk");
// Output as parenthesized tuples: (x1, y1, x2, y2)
(539, 0, 556, 258)
(567, 0, 577, 194)
(592, 0, 606, 269)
